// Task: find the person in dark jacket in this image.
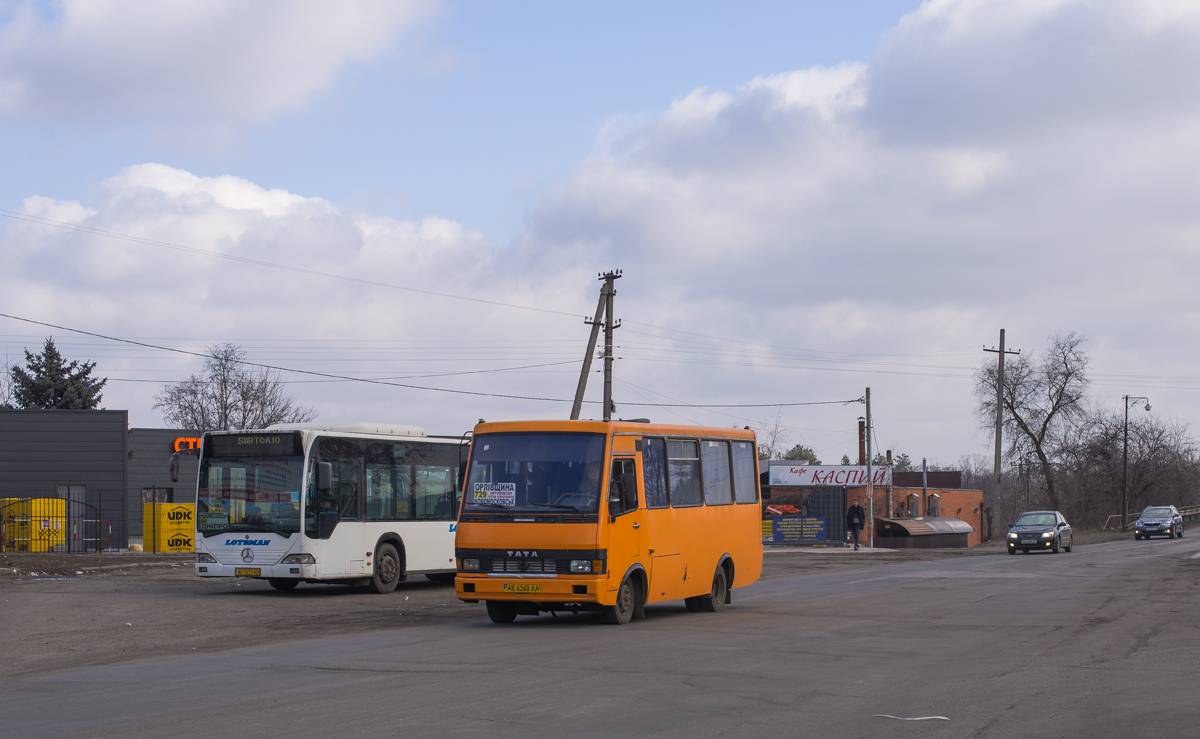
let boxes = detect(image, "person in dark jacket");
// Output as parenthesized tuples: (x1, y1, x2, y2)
(846, 499, 866, 550)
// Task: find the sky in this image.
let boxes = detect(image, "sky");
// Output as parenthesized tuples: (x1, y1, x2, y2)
(2, 0, 1199, 466)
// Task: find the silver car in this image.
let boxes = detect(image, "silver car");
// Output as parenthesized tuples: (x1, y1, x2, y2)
(1134, 506, 1184, 540)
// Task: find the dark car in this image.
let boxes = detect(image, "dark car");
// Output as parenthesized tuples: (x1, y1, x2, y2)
(1134, 506, 1184, 540)
(1007, 510, 1073, 554)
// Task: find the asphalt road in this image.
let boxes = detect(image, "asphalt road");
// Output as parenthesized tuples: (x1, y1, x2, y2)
(2, 536, 1198, 739)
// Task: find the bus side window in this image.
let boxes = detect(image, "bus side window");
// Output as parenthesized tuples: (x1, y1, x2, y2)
(667, 439, 703, 507)
(643, 438, 669, 509)
(610, 458, 638, 515)
(701, 440, 733, 505)
(731, 441, 759, 504)
(318, 437, 363, 521)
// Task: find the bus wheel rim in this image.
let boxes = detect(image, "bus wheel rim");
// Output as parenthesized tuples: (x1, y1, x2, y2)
(380, 554, 397, 582)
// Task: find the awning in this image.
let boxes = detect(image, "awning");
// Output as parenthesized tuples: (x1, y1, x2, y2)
(875, 516, 975, 537)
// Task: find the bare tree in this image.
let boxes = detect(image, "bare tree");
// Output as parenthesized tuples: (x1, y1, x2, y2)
(0, 353, 15, 409)
(751, 410, 791, 460)
(975, 333, 1089, 511)
(154, 344, 317, 431)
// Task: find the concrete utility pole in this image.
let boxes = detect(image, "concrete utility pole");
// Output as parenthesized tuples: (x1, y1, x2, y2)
(570, 271, 621, 421)
(922, 457, 928, 517)
(1122, 395, 1150, 531)
(983, 329, 1020, 541)
(865, 387, 873, 548)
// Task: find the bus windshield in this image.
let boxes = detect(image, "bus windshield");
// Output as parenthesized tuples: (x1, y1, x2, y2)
(197, 456, 304, 536)
(465, 432, 606, 514)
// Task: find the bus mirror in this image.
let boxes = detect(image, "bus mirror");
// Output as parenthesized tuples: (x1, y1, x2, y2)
(317, 462, 332, 491)
(608, 498, 622, 518)
(169, 452, 180, 483)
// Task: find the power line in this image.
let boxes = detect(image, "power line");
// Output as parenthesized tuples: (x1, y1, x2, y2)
(0, 311, 861, 409)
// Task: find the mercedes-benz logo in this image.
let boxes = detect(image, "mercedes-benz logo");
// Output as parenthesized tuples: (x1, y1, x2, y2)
(241, 548, 254, 563)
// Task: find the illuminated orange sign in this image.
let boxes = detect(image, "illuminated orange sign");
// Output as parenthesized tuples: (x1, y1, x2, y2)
(174, 437, 202, 452)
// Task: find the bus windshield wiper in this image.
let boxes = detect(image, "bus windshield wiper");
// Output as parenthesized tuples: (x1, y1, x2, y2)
(471, 502, 511, 511)
(530, 503, 584, 514)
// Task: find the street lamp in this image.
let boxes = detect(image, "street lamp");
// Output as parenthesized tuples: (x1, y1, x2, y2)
(1122, 395, 1151, 531)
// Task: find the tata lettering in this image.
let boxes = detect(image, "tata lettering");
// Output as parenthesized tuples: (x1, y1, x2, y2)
(224, 539, 271, 546)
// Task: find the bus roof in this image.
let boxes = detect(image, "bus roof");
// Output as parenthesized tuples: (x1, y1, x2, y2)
(473, 419, 756, 440)
(263, 422, 427, 437)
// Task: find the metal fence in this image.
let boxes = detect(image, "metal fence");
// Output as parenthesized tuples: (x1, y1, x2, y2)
(1102, 504, 1200, 531)
(0, 496, 120, 553)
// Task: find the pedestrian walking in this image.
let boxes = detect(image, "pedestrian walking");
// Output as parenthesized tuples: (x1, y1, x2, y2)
(846, 498, 866, 551)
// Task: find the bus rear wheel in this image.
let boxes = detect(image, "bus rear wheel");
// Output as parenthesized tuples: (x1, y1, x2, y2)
(698, 568, 728, 613)
(369, 543, 401, 594)
(268, 578, 299, 591)
(485, 600, 518, 623)
(603, 577, 637, 625)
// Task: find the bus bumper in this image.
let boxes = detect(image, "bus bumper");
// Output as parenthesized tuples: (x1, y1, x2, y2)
(455, 575, 610, 605)
(195, 563, 316, 579)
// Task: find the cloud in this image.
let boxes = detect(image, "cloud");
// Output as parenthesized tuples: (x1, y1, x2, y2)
(0, 0, 438, 122)
(512, 0, 1200, 454)
(7, 0, 1200, 462)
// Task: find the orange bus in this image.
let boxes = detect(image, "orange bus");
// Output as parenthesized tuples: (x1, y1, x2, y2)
(454, 420, 763, 624)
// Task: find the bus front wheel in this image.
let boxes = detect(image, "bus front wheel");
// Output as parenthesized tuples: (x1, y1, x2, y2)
(268, 578, 299, 591)
(698, 568, 728, 613)
(369, 543, 401, 594)
(485, 600, 518, 623)
(603, 577, 637, 625)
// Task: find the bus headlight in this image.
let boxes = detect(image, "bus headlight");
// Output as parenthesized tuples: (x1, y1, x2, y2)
(462, 558, 480, 571)
(281, 553, 316, 564)
(196, 552, 216, 563)
(570, 560, 592, 573)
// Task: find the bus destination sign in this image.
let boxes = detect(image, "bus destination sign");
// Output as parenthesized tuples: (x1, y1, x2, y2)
(209, 433, 299, 458)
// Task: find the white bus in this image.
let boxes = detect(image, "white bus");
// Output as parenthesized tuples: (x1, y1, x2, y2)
(192, 423, 466, 593)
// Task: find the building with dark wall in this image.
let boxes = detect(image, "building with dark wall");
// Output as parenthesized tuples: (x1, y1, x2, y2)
(0, 409, 129, 547)
(0, 410, 200, 547)
(127, 427, 200, 536)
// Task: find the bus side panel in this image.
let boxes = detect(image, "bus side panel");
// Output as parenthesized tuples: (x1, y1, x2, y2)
(365, 521, 457, 573)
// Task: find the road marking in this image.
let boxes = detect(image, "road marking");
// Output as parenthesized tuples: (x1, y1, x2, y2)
(874, 714, 950, 721)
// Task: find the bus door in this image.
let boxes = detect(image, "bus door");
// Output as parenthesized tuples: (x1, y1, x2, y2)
(605, 436, 646, 592)
(317, 442, 366, 576)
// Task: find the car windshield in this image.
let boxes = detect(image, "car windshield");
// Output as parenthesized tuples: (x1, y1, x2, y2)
(464, 432, 606, 514)
(197, 456, 304, 535)
(1014, 513, 1056, 527)
(1142, 507, 1173, 518)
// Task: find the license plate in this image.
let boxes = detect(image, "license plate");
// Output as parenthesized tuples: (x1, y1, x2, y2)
(503, 583, 541, 593)
(235, 568, 261, 577)
(1020, 539, 1035, 545)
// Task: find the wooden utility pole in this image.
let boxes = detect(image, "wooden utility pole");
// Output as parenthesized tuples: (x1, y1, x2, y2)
(983, 330, 1019, 541)
(570, 270, 621, 421)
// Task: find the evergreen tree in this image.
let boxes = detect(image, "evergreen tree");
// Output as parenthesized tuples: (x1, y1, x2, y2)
(11, 338, 107, 410)
(782, 444, 821, 464)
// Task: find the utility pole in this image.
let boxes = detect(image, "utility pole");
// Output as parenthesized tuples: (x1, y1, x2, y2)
(570, 271, 621, 421)
(865, 387, 873, 548)
(886, 449, 893, 518)
(921, 457, 928, 517)
(1122, 395, 1150, 531)
(983, 329, 1020, 541)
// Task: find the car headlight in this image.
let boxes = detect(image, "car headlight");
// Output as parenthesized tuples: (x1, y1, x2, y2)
(1042, 531, 1054, 538)
(570, 559, 592, 573)
(1135, 520, 1143, 526)
(196, 552, 216, 563)
(461, 558, 480, 571)
(1008, 533, 1018, 539)
(280, 553, 316, 564)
